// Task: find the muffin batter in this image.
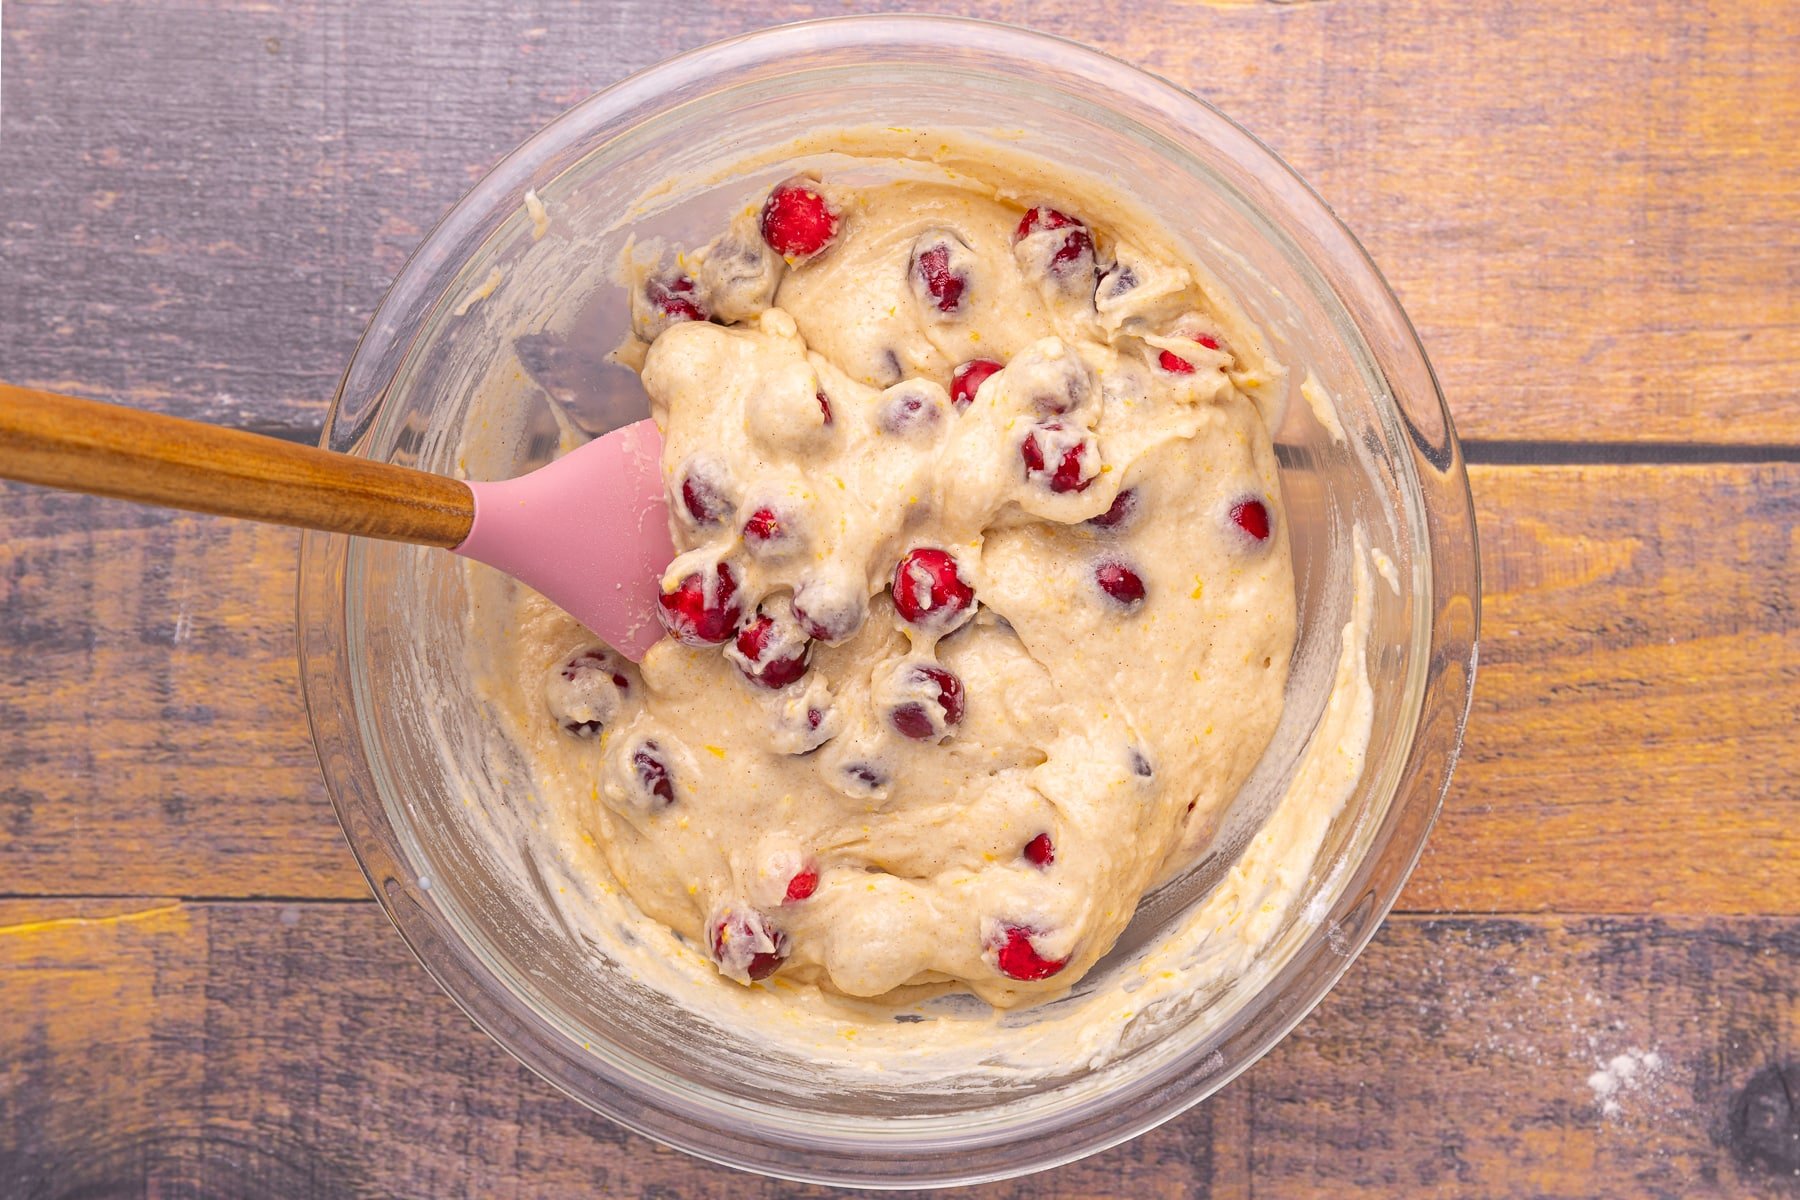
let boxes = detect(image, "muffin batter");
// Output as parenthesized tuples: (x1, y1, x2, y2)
(486, 155, 1297, 1008)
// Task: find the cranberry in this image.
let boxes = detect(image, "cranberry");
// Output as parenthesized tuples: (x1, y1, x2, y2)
(785, 868, 819, 903)
(842, 763, 887, 791)
(656, 561, 741, 646)
(742, 506, 784, 549)
(950, 359, 1004, 411)
(759, 180, 838, 260)
(561, 649, 628, 690)
(1095, 560, 1147, 609)
(911, 239, 967, 313)
(645, 273, 707, 324)
(633, 741, 675, 806)
(1023, 833, 1055, 868)
(550, 648, 630, 737)
(817, 391, 834, 425)
(891, 548, 975, 627)
(1014, 207, 1095, 275)
(1230, 497, 1272, 542)
(1158, 334, 1220, 375)
(1021, 424, 1096, 494)
(878, 383, 945, 437)
(992, 925, 1067, 982)
(791, 577, 865, 644)
(710, 908, 789, 983)
(890, 665, 965, 741)
(1087, 488, 1138, 530)
(732, 613, 810, 689)
(679, 461, 734, 526)
(1098, 262, 1137, 300)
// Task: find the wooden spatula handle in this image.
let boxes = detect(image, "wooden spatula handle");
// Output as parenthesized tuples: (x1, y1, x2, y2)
(0, 382, 474, 547)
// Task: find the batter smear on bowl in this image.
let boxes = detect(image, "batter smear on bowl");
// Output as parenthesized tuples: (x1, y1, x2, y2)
(497, 149, 1296, 1008)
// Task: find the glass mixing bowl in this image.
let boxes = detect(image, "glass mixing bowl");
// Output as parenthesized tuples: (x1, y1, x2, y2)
(297, 15, 1478, 1188)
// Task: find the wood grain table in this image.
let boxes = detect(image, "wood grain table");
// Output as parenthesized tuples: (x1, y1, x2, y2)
(2, 2, 1795, 1196)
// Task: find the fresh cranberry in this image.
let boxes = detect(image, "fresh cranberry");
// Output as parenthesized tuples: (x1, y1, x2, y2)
(791, 578, 865, 644)
(891, 548, 975, 627)
(1158, 334, 1221, 374)
(1021, 424, 1096, 494)
(1014, 207, 1095, 278)
(785, 868, 819, 903)
(817, 391, 834, 425)
(645, 274, 707, 324)
(950, 359, 1003, 411)
(551, 649, 630, 737)
(890, 665, 965, 741)
(732, 614, 810, 689)
(710, 908, 789, 982)
(912, 239, 967, 313)
(1023, 833, 1055, 868)
(842, 763, 887, 791)
(560, 649, 629, 691)
(1095, 560, 1147, 609)
(992, 925, 1067, 982)
(1087, 488, 1138, 530)
(679, 461, 734, 526)
(759, 180, 838, 260)
(633, 742, 675, 806)
(1230, 497, 1272, 542)
(878, 384, 944, 437)
(656, 561, 741, 646)
(742, 506, 784, 548)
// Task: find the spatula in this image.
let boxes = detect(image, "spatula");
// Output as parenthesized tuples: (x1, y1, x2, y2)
(0, 382, 675, 660)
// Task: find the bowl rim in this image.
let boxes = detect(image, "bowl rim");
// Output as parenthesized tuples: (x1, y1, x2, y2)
(297, 12, 1481, 1189)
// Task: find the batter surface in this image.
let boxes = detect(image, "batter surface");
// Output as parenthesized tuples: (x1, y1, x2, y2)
(482, 149, 1298, 1008)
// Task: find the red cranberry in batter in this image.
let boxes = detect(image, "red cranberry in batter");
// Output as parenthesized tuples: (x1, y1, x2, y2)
(950, 359, 1003, 411)
(759, 179, 838, 260)
(710, 907, 789, 983)
(646, 273, 706, 324)
(1023, 833, 1055, 868)
(731, 611, 810, 690)
(910, 234, 970, 314)
(632, 741, 676, 807)
(1230, 497, 1272, 542)
(1158, 333, 1220, 375)
(992, 925, 1067, 981)
(1014, 206, 1095, 282)
(785, 867, 819, 903)
(1021, 423, 1097, 494)
(1095, 560, 1147, 609)
(891, 548, 975, 628)
(889, 665, 965, 742)
(656, 561, 742, 646)
(1087, 487, 1138, 531)
(678, 459, 735, 527)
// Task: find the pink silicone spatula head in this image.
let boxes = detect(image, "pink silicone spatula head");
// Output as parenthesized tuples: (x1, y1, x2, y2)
(453, 418, 673, 661)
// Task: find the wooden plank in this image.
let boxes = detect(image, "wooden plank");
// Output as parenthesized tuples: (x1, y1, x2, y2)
(1, 463, 1795, 910)
(0, 900, 1793, 1196)
(1401, 462, 1800, 916)
(2, 0, 1794, 445)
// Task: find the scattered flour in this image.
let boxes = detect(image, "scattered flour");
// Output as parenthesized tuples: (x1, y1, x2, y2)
(1587, 1046, 1665, 1119)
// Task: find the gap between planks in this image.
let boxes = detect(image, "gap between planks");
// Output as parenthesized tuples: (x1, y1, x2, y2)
(3, 895, 1800, 923)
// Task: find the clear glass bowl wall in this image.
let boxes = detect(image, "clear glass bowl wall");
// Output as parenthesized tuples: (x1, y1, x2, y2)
(298, 17, 1477, 1189)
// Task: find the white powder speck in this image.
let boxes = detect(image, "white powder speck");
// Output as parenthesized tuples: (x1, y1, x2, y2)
(1586, 1047, 1664, 1119)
